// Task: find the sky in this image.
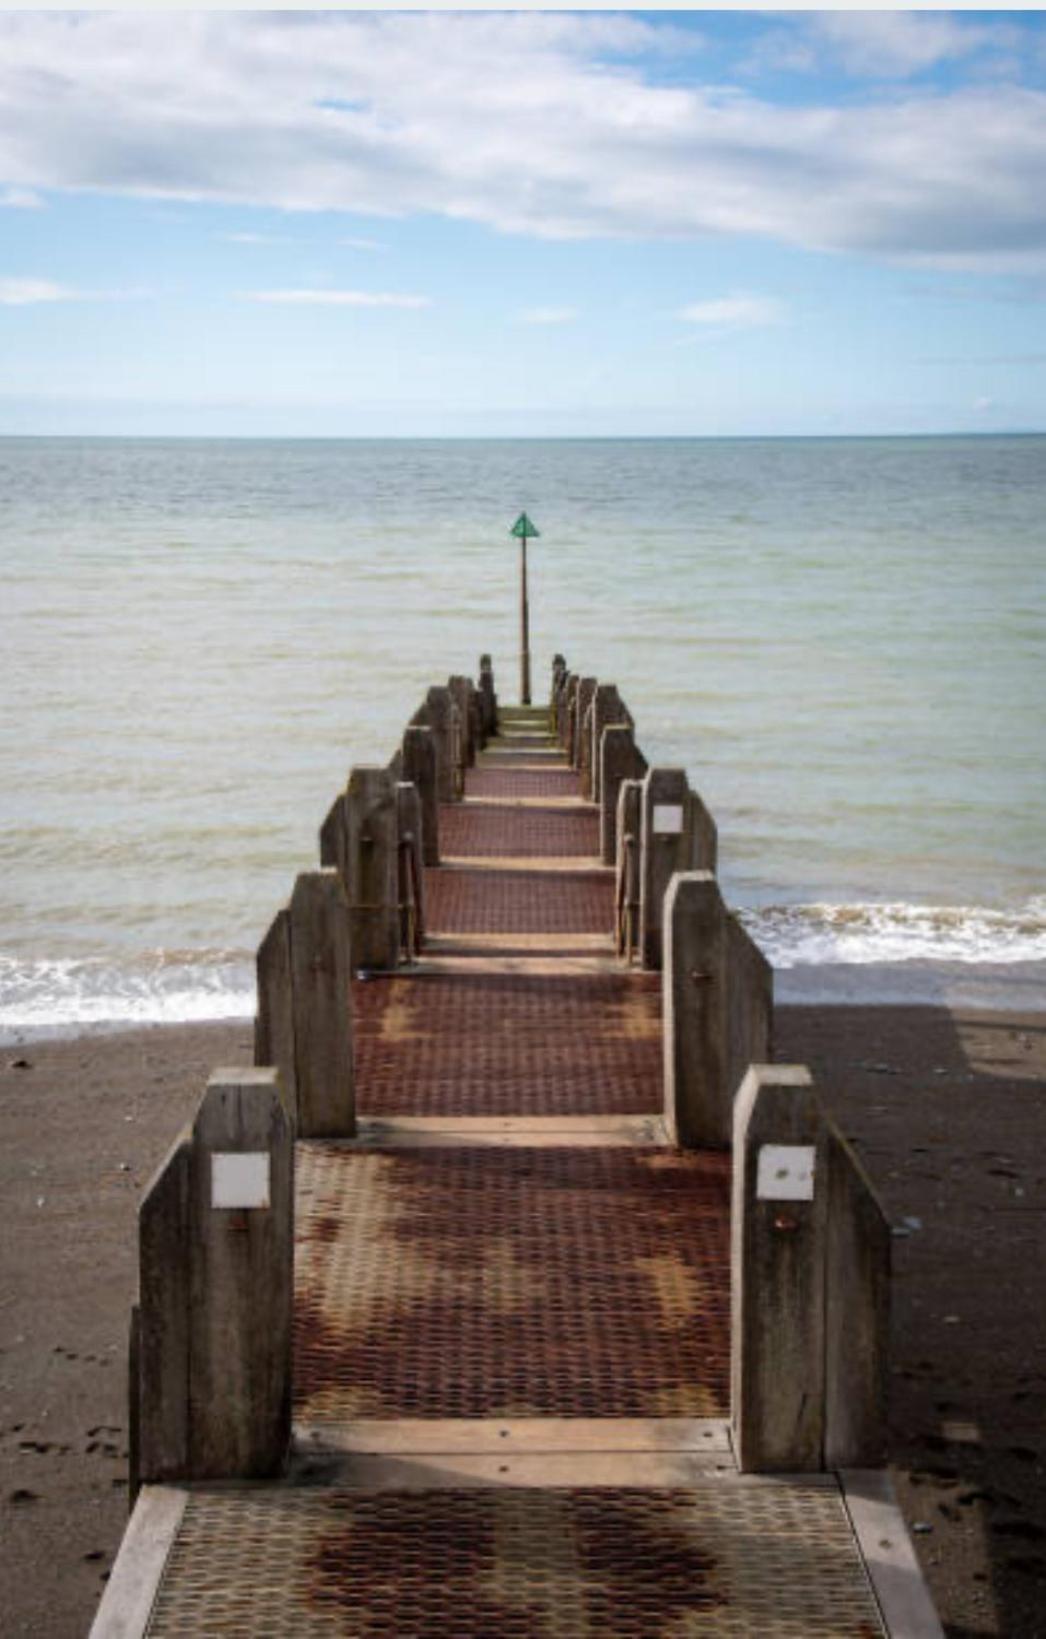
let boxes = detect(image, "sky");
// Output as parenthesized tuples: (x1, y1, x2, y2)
(2, 7, 1046, 437)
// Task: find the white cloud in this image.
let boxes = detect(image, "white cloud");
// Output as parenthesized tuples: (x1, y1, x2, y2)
(519, 306, 577, 325)
(809, 13, 1011, 78)
(0, 278, 79, 304)
(0, 186, 42, 209)
(243, 288, 429, 308)
(339, 237, 383, 252)
(219, 231, 288, 245)
(678, 293, 784, 329)
(0, 13, 1042, 273)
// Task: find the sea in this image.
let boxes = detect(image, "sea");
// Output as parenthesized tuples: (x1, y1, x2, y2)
(1, 434, 1044, 1041)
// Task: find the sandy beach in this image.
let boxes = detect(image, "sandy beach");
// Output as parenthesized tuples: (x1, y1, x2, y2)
(1, 1006, 1044, 1638)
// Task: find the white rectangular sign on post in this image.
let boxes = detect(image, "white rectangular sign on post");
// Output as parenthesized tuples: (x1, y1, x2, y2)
(653, 803, 684, 835)
(756, 1144, 816, 1202)
(211, 1152, 271, 1210)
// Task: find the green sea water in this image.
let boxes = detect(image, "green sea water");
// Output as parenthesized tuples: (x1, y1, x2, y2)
(1, 434, 1043, 1033)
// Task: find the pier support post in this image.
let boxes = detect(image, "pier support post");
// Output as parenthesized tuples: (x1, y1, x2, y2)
(134, 1068, 292, 1488)
(448, 675, 477, 770)
(396, 780, 425, 958)
(589, 683, 625, 805)
(572, 677, 597, 771)
(413, 685, 456, 803)
(732, 1065, 890, 1473)
(323, 766, 400, 970)
(255, 870, 355, 1139)
(639, 767, 718, 970)
(601, 723, 648, 866)
(402, 724, 439, 866)
(478, 653, 498, 736)
(558, 673, 579, 753)
(663, 871, 772, 1149)
(615, 778, 643, 959)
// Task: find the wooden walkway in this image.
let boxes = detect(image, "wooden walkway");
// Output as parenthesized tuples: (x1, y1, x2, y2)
(95, 707, 934, 1637)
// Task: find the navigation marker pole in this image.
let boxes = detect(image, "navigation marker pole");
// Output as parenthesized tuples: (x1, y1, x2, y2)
(510, 511, 539, 706)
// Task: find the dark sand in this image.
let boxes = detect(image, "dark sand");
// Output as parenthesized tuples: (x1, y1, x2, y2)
(1, 1007, 1044, 1637)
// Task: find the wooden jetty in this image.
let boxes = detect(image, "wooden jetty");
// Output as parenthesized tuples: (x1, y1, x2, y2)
(92, 657, 942, 1637)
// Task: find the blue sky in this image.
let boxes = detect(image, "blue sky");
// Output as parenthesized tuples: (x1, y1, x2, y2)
(2, 8, 1046, 437)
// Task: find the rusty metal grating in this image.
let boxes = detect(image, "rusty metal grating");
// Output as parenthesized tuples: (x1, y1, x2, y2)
(353, 972, 662, 1116)
(424, 868, 613, 934)
(146, 1483, 884, 1636)
(294, 1145, 730, 1421)
(467, 767, 582, 799)
(439, 803, 599, 858)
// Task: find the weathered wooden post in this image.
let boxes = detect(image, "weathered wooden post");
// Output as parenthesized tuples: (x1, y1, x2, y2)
(732, 1065, 890, 1473)
(579, 698, 596, 799)
(639, 768, 718, 970)
(478, 653, 498, 736)
(615, 777, 643, 959)
(415, 685, 455, 803)
(601, 723, 648, 867)
(588, 682, 624, 805)
(550, 653, 567, 719)
(330, 765, 400, 970)
(663, 871, 772, 1149)
(255, 869, 355, 1139)
(402, 723, 439, 865)
(396, 780, 425, 958)
(572, 677, 597, 771)
(558, 672, 578, 752)
(133, 1068, 292, 1491)
(448, 675, 476, 769)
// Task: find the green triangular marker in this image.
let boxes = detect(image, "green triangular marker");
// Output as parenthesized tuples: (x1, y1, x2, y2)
(510, 512, 540, 539)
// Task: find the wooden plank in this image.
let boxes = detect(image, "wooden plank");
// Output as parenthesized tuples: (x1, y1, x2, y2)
(296, 1417, 732, 1455)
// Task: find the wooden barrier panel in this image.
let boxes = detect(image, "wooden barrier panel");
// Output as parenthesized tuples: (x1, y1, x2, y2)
(639, 767, 718, 970)
(731, 1065, 890, 1474)
(402, 723, 439, 865)
(600, 723, 648, 866)
(662, 871, 772, 1149)
(255, 872, 355, 1138)
(135, 1069, 292, 1487)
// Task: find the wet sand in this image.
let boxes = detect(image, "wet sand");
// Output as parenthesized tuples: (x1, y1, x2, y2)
(1, 1007, 1044, 1637)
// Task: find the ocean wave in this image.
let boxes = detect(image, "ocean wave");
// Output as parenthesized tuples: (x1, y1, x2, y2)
(738, 897, 1046, 968)
(0, 949, 254, 1041)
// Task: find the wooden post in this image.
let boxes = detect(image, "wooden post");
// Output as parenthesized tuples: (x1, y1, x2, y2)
(731, 1065, 891, 1473)
(345, 766, 400, 969)
(402, 723, 439, 865)
(135, 1069, 293, 1485)
(579, 699, 596, 799)
(732, 1065, 827, 1473)
(255, 871, 355, 1138)
(416, 686, 455, 803)
(448, 675, 476, 769)
(663, 871, 772, 1149)
(558, 673, 579, 752)
(478, 653, 498, 735)
(396, 780, 426, 958)
(572, 677, 597, 771)
(600, 723, 648, 867)
(639, 767, 718, 970)
(589, 683, 624, 805)
(615, 777, 643, 959)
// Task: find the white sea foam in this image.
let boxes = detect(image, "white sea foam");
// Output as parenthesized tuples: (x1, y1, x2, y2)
(0, 950, 254, 1043)
(739, 897, 1046, 969)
